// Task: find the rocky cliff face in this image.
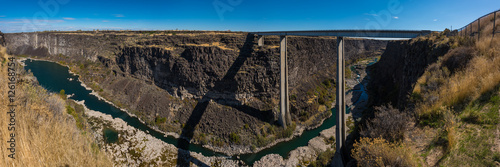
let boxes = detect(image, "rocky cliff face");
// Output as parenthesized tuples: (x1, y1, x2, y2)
(4, 32, 117, 61)
(368, 37, 451, 109)
(4, 31, 387, 150)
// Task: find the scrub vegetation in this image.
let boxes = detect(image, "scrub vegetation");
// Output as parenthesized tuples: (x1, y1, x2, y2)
(0, 46, 112, 166)
(353, 11, 500, 167)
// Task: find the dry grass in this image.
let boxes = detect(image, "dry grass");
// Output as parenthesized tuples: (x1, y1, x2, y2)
(416, 37, 500, 118)
(136, 44, 176, 51)
(183, 42, 234, 50)
(356, 12, 500, 166)
(410, 12, 500, 166)
(0, 47, 112, 166)
(352, 137, 417, 167)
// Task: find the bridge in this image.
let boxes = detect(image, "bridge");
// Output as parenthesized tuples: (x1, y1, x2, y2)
(250, 29, 431, 165)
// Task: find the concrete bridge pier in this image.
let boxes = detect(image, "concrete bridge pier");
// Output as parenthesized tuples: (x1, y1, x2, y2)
(279, 35, 290, 128)
(336, 36, 346, 152)
(258, 35, 264, 46)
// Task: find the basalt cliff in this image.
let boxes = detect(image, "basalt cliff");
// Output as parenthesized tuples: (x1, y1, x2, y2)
(4, 31, 387, 152)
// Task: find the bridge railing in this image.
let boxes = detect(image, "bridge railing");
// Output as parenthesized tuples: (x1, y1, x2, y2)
(456, 9, 500, 39)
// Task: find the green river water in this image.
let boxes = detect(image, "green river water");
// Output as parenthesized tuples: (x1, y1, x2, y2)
(23, 59, 366, 165)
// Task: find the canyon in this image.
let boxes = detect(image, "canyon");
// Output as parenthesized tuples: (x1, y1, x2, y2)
(3, 30, 386, 155)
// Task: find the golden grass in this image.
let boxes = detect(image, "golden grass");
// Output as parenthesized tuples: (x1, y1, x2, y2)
(140, 44, 176, 51)
(417, 37, 500, 117)
(0, 47, 112, 166)
(183, 42, 234, 50)
(54, 32, 103, 36)
(352, 137, 417, 167)
(171, 31, 244, 37)
(396, 12, 500, 166)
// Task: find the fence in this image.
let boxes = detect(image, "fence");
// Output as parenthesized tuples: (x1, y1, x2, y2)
(455, 9, 500, 40)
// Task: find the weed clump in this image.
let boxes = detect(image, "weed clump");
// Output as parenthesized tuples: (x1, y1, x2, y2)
(360, 104, 411, 142)
(352, 137, 416, 167)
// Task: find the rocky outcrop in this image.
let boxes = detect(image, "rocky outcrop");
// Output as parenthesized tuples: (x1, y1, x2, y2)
(4, 32, 115, 61)
(254, 154, 285, 167)
(368, 37, 450, 109)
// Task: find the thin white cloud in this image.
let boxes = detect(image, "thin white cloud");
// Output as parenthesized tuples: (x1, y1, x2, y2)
(433, 19, 438, 22)
(364, 13, 379, 17)
(113, 14, 125, 18)
(0, 21, 24, 24)
(0, 19, 64, 24)
(393, 16, 399, 19)
(63, 17, 75, 20)
(102, 20, 110, 22)
(0, 15, 6, 18)
(32, 19, 65, 23)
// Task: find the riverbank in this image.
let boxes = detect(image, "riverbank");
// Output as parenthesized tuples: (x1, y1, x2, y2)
(22, 56, 374, 166)
(253, 126, 336, 166)
(22, 57, 334, 157)
(76, 100, 242, 166)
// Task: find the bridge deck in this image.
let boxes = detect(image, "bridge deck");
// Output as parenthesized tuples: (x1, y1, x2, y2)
(251, 29, 432, 38)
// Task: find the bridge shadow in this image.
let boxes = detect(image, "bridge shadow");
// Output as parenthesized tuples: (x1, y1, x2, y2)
(176, 34, 271, 166)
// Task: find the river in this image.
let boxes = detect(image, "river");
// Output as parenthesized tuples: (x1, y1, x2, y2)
(23, 58, 369, 165)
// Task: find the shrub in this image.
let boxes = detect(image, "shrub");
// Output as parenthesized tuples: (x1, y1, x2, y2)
(322, 79, 332, 88)
(360, 104, 411, 142)
(278, 122, 296, 138)
(352, 137, 416, 167)
(59, 89, 66, 100)
(229, 132, 240, 144)
(309, 148, 335, 167)
(66, 105, 83, 130)
(324, 136, 335, 146)
(155, 117, 167, 125)
(441, 28, 451, 36)
(440, 47, 475, 74)
(318, 96, 326, 105)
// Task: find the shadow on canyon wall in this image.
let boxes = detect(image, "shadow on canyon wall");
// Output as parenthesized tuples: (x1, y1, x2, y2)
(176, 34, 269, 166)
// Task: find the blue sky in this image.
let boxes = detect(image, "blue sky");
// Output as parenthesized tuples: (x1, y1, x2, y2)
(0, 0, 499, 33)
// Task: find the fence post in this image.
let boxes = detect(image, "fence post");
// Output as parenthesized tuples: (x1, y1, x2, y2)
(494, 11, 497, 38)
(478, 18, 480, 41)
